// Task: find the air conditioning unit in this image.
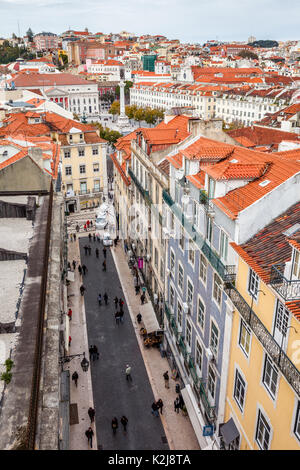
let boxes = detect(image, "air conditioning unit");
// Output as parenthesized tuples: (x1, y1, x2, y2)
(146, 254, 151, 261)
(183, 302, 189, 314)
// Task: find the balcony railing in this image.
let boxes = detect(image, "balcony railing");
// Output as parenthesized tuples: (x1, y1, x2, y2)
(128, 168, 152, 206)
(270, 264, 300, 301)
(163, 189, 235, 282)
(225, 285, 300, 396)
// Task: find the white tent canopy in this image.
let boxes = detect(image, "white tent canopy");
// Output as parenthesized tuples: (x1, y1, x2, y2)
(139, 302, 160, 333)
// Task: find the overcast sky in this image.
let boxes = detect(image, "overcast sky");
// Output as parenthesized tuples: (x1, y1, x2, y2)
(0, 0, 299, 43)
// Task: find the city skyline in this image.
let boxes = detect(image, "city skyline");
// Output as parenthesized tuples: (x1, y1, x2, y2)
(0, 0, 299, 43)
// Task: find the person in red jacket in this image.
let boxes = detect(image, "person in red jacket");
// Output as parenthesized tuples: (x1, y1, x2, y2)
(67, 308, 72, 320)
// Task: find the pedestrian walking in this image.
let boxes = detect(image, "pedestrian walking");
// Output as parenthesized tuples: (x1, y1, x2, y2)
(119, 298, 124, 310)
(88, 233, 92, 241)
(178, 393, 184, 409)
(103, 247, 107, 258)
(76, 224, 80, 233)
(119, 309, 124, 324)
(72, 259, 76, 270)
(114, 238, 118, 247)
(70, 233, 73, 242)
(115, 311, 120, 325)
(136, 313, 142, 324)
(135, 284, 140, 295)
(88, 245, 91, 255)
(125, 365, 132, 381)
(84, 245, 88, 255)
(89, 345, 94, 360)
(102, 260, 106, 271)
(85, 427, 94, 448)
(114, 296, 118, 309)
(73, 233, 76, 241)
(103, 292, 108, 305)
(141, 293, 146, 305)
(120, 415, 128, 433)
(90, 220, 93, 228)
(174, 397, 180, 414)
(82, 264, 88, 275)
(156, 398, 164, 415)
(88, 407, 95, 423)
(111, 417, 118, 435)
(93, 233, 96, 242)
(78, 264, 82, 276)
(98, 293, 102, 305)
(72, 371, 78, 387)
(87, 220, 90, 229)
(84, 224, 87, 232)
(163, 371, 170, 389)
(97, 234, 100, 243)
(93, 345, 99, 360)
(80, 284, 86, 296)
(69, 335, 72, 347)
(67, 308, 72, 321)
(151, 402, 159, 417)
(67, 261, 71, 271)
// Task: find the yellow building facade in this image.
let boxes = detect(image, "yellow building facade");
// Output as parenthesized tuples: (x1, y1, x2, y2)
(224, 217, 300, 450)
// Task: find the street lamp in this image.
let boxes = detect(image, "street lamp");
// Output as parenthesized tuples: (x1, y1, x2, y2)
(59, 352, 89, 372)
(278, 325, 298, 366)
(249, 289, 266, 324)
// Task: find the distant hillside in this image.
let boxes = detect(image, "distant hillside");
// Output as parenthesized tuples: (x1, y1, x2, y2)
(248, 40, 279, 48)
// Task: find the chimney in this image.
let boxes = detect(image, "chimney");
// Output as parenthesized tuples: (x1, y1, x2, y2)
(28, 146, 44, 169)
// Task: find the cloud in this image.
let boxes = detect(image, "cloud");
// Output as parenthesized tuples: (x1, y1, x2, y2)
(0, 0, 299, 42)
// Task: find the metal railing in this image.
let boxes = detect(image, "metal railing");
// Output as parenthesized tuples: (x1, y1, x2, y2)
(225, 284, 300, 396)
(270, 264, 300, 301)
(163, 189, 235, 282)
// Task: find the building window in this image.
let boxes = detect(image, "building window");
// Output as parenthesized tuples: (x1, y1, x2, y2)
(293, 250, 300, 279)
(248, 268, 259, 299)
(220, 230, 228, 262)
(179, 226, 184, 250)
(79, 165, 86, 174)
(94, 180, 100, 191)
(199, 254, 207, 284)
(239, 319, 251, 356)
(177, 301, 183, 327)
(170, 285, 175, 310)
(188, 240, 195, 265)
(206, 216, 213, 244)
(210, 321, 219, 356)
(262, 355, 278, 399)
(187, 278, 193, 306)
(92, 146, 99, 155)
(273, 300, 289, 346)
(234, 369, 246, 411)
(208, 365, 216, 400)
(64, 150, 71, 158)
(186, 319, 192, 347)
(197, 297, 205, 331)
(154, 247, 158, 268)
(255, 410, 271, 450)
(178, 263, 184, 291)
(213, 273, 222, 305)
(195, 341, 203, 372)
(93, 163, 99, 172)
(170, 249, 175, 274)
(65, 166, 72, 175)
(294, 401, 300, 442)
(78, 149, 85, 157)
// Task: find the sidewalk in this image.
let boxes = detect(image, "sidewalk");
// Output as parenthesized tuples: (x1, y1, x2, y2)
(111, 244, 200, 450)
(66, 234, 97, 450)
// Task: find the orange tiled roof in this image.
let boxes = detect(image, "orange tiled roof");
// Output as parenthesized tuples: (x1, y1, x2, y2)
(166, 152, 182, 169)
(205, 161, 268, 180)
(186, 172, 205, 189)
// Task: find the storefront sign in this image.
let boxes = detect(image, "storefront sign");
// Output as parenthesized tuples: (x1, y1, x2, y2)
(203, 425, 214, 437)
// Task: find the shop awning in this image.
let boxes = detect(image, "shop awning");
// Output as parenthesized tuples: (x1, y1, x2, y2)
(139, 302, 160, 333)
(219, 418, 239, 446)
(180, 385, 204, 445)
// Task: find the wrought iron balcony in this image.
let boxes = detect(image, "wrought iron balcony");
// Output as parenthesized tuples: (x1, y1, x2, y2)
(128, 168, 152, 207)
(225, 284, 300, 396)
(198, 379, 216, 420)
(270, 264, 300, 301)
(163, 189, 235, 282)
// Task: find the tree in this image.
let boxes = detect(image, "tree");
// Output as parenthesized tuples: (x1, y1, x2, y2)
(134, 108, 146, 126)
(26, 28, 34, 42)
(100, 92, 115, 105)
(109, 101, 120, 115)
(91, 122, 122, 144)
(125, 104, 137, 119)
(239, 50, 258, 60)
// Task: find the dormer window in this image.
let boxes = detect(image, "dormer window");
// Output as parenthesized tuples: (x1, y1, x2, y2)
(292, 250, 300, 280)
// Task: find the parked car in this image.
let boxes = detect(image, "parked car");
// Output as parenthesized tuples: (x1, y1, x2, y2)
(102, 231, 113, 246)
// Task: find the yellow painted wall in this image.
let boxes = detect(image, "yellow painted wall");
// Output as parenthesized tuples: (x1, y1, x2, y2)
(225, 256, 300, 450)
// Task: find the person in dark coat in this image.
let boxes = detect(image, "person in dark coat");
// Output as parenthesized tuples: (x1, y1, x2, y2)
(119, 309, 124, 324)
(89, 345, 94, 360)
(174, 397, 180, 414)
(88, 233, 92, 241)
(88, 407, 95, 423)
(76, 224, 80, 232)
(72, 371, 78, 387)
(85, 427, 94, 448)
(151, 402, 159, 417)
(93, 233, 96, 242)
(80, 284, 86, 296)
(103, 247, 107, 258)
(114, 297, 118, 308)
(98, 293, 102, 305)
(120, 415, 128, 433)
(82, 264, 88, 275)
(102, 260, 106, 271)
(103, 292, 108, 305)
(141, 293, 146, 305)
(78, 264, 82, 276)
(156, 398, 163, 415)
(112, 417, 118, 435)
(95, 247, 99, 258)
(136, 313, 142, 323)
